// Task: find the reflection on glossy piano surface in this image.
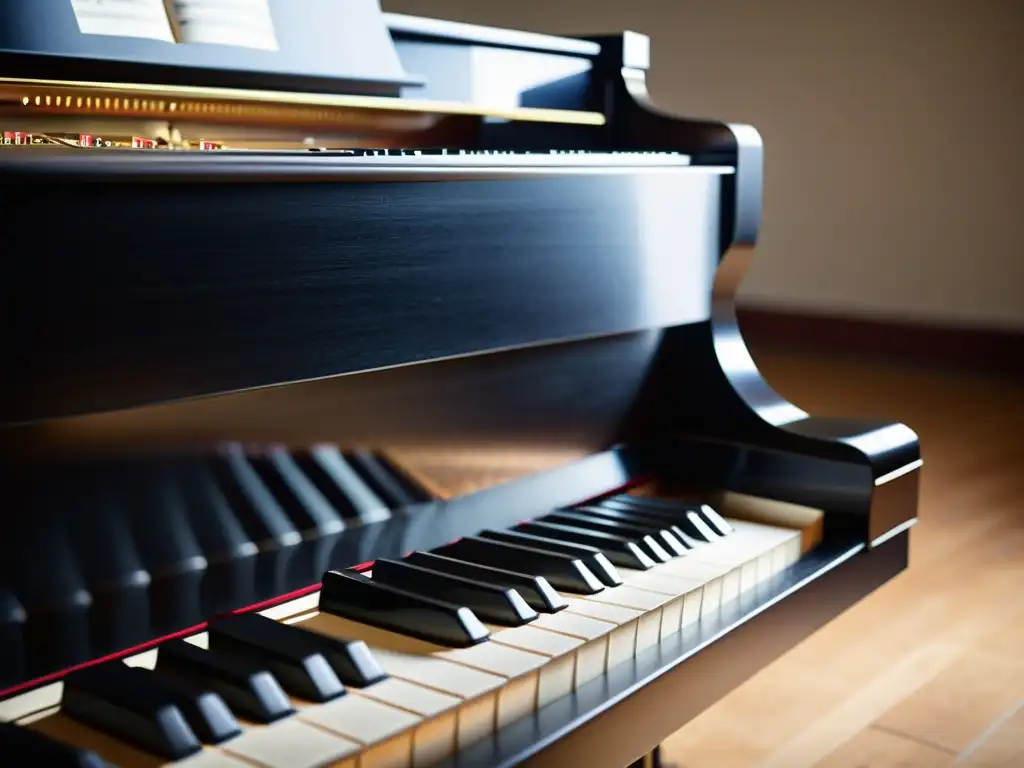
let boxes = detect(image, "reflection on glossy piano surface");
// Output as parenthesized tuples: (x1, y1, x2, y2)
(0, 1, 922, 766)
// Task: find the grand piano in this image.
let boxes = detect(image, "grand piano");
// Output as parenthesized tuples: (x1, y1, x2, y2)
(0, 1, 921, 766)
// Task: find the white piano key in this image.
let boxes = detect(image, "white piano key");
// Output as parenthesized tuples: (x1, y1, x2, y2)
(186, 614, 468, 764)
(517, 611, 615, 687)
(614, 571, 703, 638)
(651, 559, 731, 616)
(579, 585, 677, 651)
(720, 564, 743, 606)
(221, 718, 361, 768)
(0, 494, 822, 768)
(355, 677, 461, 767)
(434, 640, 547, 729)
(483, 624, 581, 708)
(560, 599, 642, 668)
(293, 611, 508, 750)
(716, 521, 803, 583)
(0, 682, 62, 723)
(346, 569, 558, 731)
(259, 592, 320, 621)
(124, 625, 441, 765)
(122, 648, 158, 668)
(26, 708, 357, 768)
(178, 749, 257, 767)
(296, 694, 418, 767)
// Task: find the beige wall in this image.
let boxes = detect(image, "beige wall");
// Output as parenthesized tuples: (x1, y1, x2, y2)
(386, 0, 1024, 330)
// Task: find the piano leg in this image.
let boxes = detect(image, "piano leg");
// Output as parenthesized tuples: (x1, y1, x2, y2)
(629, 745, 663, 768)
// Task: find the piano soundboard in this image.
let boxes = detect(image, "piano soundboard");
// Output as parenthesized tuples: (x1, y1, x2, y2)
(0, 2, 921, 767)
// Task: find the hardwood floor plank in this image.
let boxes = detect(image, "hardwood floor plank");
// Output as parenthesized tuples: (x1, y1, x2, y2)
(661, 351, 1024, 768)
(956, 702, 1024, 766)
(815, 726, 955, 768)
(663, 528, 1024, 766)
(874, 621, 1024, 752)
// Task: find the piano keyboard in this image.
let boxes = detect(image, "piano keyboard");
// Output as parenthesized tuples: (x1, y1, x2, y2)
(0, 492, 821, 767)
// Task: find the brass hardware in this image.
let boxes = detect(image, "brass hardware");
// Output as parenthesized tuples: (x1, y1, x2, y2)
(0, 76, 605, 127)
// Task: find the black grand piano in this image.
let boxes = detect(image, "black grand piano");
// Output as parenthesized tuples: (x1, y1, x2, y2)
(0, 1, 920, 766)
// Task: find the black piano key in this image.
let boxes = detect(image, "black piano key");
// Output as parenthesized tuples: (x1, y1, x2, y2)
(602, 496, 733, 536)
(292, 445, 391, 525)
(8, 517, 93, 675)
(595, 496, 687, 519)
(0, 721, 108, 767)
(513, 521, 657, 571)
(206, 613, 345, 702)
(432, 537, 604, 594)
(320, 569, 490, 647)
(249, 446, 345, 587)
(539, 511, 677, 561)
(605, 494, 686, 510)
(88, 662, 240, 746)
(549, 510, 679, 560)
(368, 451, 435, 503)
(175, 457, 259, 614)
(576, 503, 693, 547)
(119, 462, 208, 634)
(476, 529, 623, 587)
(62, 664, 204, 759)
(58, 472, 152, 656)
(612, 505, 720, 543)
(692, 503, 735, 536)
(211, 444, 303, 599)
(343, 448, 422, 509)
(595, 500, 709, 549)
(402, 552, 566, 613)
(156, 639, 295, 723)
(0, 589, 26, 688)
(163, 681, 242, 745)
(681, 510, 722, 542)
(606, 494, 711, 514)
(206, 610, 384, 692)
(553, 508, 689, 557)
(370, 558, 537, 626)
(285, 626, 387, 688)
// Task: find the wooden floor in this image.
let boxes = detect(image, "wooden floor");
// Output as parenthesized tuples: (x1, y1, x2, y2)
(661, 350, 1024, 768)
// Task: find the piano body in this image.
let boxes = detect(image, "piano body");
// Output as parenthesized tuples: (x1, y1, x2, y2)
(0, 1, 921, 766)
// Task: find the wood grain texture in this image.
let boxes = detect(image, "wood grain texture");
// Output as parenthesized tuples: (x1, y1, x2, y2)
(661, 349, 1024, 768)
(815, 727, 955, 768)
(956, 703, 1024, 766)
(736, 307, 1024, 379)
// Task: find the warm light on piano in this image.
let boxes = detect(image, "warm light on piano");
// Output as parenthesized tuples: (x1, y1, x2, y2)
(0, 2, 921, 765)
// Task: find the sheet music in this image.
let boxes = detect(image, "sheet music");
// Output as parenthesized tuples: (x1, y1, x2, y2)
(171, 0, 279, 50)
(70, 0, 176, 42)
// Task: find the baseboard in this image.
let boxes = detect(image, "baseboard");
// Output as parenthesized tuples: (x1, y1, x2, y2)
(736, 306, 1024, 378)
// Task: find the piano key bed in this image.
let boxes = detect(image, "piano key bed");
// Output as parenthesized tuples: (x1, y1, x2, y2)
(0, 492, 833, 768)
